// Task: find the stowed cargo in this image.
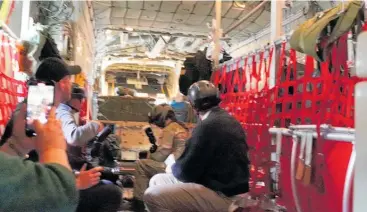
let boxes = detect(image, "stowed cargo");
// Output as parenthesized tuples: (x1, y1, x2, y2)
(97, 96, 156, 122)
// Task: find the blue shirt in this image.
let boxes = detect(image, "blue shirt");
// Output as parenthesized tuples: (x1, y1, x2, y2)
(171, 101, 190, 122)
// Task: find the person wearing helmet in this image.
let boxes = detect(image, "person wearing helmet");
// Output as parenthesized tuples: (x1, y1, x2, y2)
(144, 80, 250, 212)
(132, 103, 190, 209)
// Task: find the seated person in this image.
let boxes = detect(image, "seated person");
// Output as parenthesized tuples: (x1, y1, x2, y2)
(61, 85, 122, 212)
(170, 92, 196, 123)
(132, 104, 190, 208)
(75, 164, 122, 212)
(0, 105, 78, 211)
(144, 81, 250, 212)
(33, 58, 122, 212)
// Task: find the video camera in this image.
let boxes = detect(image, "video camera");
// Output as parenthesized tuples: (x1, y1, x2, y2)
(85, 125, 123, 175)
(86, 126, 113, 160)
(144, 126, 157, 153)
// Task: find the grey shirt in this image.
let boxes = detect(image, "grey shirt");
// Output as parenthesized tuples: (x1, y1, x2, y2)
(56, 103, 99, 146)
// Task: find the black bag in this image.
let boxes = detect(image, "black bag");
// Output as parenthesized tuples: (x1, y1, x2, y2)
(98, 134, 121, 167)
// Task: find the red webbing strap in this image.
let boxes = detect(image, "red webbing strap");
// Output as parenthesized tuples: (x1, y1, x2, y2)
(226, 64, 235, 93)
(257, 51, 264, 91)
(264, 47, 274, 90)
(362, 22, 367, 31)
(276, 42, 286, 86)
(0, 72, 26, 135)
(271, 42, 286, 127)
(251, 54, 257, 92)
(219, 64, 227, 93)
(211, 68, 220, 85)
(287, 49, 298, 125)
(8, 35, 15, 78)
(0, 33, 5, 78)
(239, 57, 248, 92)
(230, 60, 240, 93)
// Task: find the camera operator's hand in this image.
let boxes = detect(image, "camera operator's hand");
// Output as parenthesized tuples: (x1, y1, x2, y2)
(76, 163, 103, 190)
(89, 120, 104, 133)
(11, 103, 36, 152)
(33, 107, 70, 170)
(33, 107, 66, 152)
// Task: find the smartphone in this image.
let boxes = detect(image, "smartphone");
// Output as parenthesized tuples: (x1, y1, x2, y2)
(26, 81, 55, 136)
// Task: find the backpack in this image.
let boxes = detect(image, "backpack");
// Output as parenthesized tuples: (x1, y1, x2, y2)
(98, 134, 121, 167)
(290, 1, 365, 61)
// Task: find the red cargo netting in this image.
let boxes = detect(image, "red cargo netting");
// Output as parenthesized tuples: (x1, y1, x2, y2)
(215, 33, 363, 212)
(0, 31, 26, 136)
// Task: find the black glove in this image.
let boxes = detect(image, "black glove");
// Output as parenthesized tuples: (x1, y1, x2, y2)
(149, 144, 158, 153)
(144, 127, 156, 145)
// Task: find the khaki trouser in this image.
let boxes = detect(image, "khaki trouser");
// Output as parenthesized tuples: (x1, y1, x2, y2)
(143, 173, 233, 212)
(134, 159, 165, 200)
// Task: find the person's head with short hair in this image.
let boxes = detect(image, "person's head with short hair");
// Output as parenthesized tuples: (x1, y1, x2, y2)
(35, 57, 81, 106)
(67, 84, 86, 112)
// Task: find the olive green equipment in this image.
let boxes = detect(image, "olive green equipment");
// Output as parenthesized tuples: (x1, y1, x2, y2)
(290, 0, 365, 62)
(116, 86, 135, 96)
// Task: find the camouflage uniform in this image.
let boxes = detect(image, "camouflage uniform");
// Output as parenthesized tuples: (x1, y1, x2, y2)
(134, 122, 189, 200)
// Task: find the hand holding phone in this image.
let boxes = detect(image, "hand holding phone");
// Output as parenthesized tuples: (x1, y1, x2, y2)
(26, 81, 55, 136)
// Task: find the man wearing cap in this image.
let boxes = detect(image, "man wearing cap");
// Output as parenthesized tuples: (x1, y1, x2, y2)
(1, 57, 85, 146)
(65, 84, 122, 212)
(36, 58, 123, 211)
(33, 57, 104, 146)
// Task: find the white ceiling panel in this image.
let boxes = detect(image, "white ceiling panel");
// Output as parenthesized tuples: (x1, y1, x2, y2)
(254, 11, 271, 26)
(167, 23, 179, 30)
(144, 1, 162, 11)
(156, 12, 173, 22)
(127, 1, 143, 10)
(93, 1, 112, 8)
(242, 23, 262, 33)
(125, 9, 142, 19)
(179, 24, 202, 32)
(139, 20, 154, 27)
(92, 1, 285, 61)
(222, 18, 235, 29)
(124, 18, 139, 27)
(140, 10, 157, 20)
(111, 8, 126, 18)
(151, 21, 170, 29)
(112, 1, 127, 8)
(176, 3, 194, 14)
(160, 1, 180, 13)
(186, 15, 206, 24)
(210, 1, 233, 17)
(224, 8, 243, 19)
(235, 21, 254, 32)
(111, 17, 123, 25)
(202, 16, 214, 26)
(192, 2, 213, 15)
(95, 17, 111, 26)
(94, 7, 111, 20)
(172, 13, 190, 24)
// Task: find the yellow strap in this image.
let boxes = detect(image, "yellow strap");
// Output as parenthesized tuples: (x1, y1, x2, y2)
(0, 0, 12, 23)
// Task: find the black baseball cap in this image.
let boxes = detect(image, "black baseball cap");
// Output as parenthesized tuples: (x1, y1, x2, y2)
(35, 57, 82, 82)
